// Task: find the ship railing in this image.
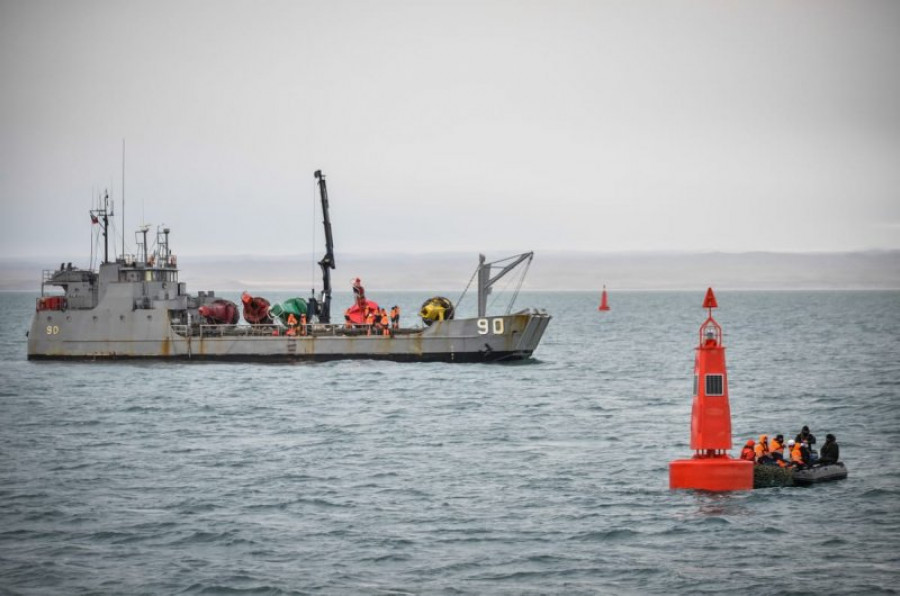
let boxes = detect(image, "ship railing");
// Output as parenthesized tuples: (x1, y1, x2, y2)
(201, 323, 280, 337)
(168, 322, 424, 338)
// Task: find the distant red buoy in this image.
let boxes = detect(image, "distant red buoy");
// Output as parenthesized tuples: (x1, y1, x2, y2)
(598, 285, 610, 311)
(669, 288, 753, 491)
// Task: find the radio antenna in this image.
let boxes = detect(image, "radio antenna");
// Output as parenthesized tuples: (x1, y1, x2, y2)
(121, 139, 125, 261)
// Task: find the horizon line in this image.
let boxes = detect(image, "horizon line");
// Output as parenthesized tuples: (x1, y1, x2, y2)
(4, 247, 900, 262)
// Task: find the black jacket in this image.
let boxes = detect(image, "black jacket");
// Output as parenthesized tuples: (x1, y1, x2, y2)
(795, 431, 817, 447)
(819, 440, 840, 464)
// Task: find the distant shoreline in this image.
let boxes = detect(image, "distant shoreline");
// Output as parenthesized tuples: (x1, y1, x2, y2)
(3, 250, 898, 292)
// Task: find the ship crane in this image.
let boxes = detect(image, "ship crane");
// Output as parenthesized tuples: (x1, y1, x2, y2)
(314, 170, 335, 324)
(476, 252, 533, 317)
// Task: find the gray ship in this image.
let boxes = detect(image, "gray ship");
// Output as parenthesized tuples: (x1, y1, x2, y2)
(28, 171, 550, 362)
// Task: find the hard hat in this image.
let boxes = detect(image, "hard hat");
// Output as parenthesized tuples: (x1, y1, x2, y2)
(787, 439, 795, 446)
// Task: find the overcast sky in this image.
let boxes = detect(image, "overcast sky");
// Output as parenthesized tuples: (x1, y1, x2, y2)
(2, 0, 898, 261)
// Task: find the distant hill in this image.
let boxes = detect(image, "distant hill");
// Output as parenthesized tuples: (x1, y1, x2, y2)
(3, 250, 899, 292)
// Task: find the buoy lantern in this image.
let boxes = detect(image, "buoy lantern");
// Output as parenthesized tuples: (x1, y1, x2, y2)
(669, 288, 753, 491)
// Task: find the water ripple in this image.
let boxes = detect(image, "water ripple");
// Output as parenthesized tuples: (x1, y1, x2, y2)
(1, 291, 899, 594)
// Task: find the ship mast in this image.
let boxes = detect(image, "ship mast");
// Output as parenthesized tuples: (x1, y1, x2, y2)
(314, 170, 335, 323)
(90, 190, 113, 264)
(122, 139, 125, 262)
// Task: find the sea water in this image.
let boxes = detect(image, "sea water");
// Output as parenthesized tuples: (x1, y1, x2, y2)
(1, 290, 898, 594)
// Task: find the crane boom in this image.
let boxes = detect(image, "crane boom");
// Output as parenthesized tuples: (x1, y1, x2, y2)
(314, 170, 335, 323)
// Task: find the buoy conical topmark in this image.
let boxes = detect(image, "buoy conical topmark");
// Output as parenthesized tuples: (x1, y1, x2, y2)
(669, 288, 753, 491)
(598, 285, 610, 311)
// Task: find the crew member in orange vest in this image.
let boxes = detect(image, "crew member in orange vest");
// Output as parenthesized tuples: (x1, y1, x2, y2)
(754, 435, 771, 464)
(769, 434, 785, 463)
(789, 439, 805, 467)
(390, 306, 400, 329)
(372, 308, 382, 335)
(365, 310, 375, 336)
(286, 313, 298, 336)
(739, 440, 756, 461)
(380, 309, 391, 336)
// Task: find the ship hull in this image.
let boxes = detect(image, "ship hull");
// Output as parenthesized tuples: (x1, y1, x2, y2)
(27, 350, 531, 363)
(28, 308, 551, 363)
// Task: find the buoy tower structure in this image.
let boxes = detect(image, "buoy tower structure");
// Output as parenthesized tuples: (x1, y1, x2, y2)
(669, 288, 753, 491)
(598, 285, 610, 311)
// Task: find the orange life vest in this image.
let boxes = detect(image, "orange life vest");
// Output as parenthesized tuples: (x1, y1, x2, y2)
(769, 438, 784, 456)
(791, 444, 804, 464)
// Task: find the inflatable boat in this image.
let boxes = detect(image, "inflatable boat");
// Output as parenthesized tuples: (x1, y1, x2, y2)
(792, 462, 848, 485)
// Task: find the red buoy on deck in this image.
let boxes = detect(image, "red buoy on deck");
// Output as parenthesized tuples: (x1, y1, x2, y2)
(345, 299, 381, 325)
(198, 299, 240, 325)
(241, 292, 273, 325)
(669, 288, 753, 491)
(598, 285, 610, 311)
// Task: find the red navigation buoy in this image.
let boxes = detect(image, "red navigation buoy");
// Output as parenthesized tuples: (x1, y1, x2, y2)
(598, 285, 610, 311)
(669, 288, 753, 491)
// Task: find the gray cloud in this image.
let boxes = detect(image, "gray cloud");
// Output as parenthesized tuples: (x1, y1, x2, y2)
(2, 0, 898, 260)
